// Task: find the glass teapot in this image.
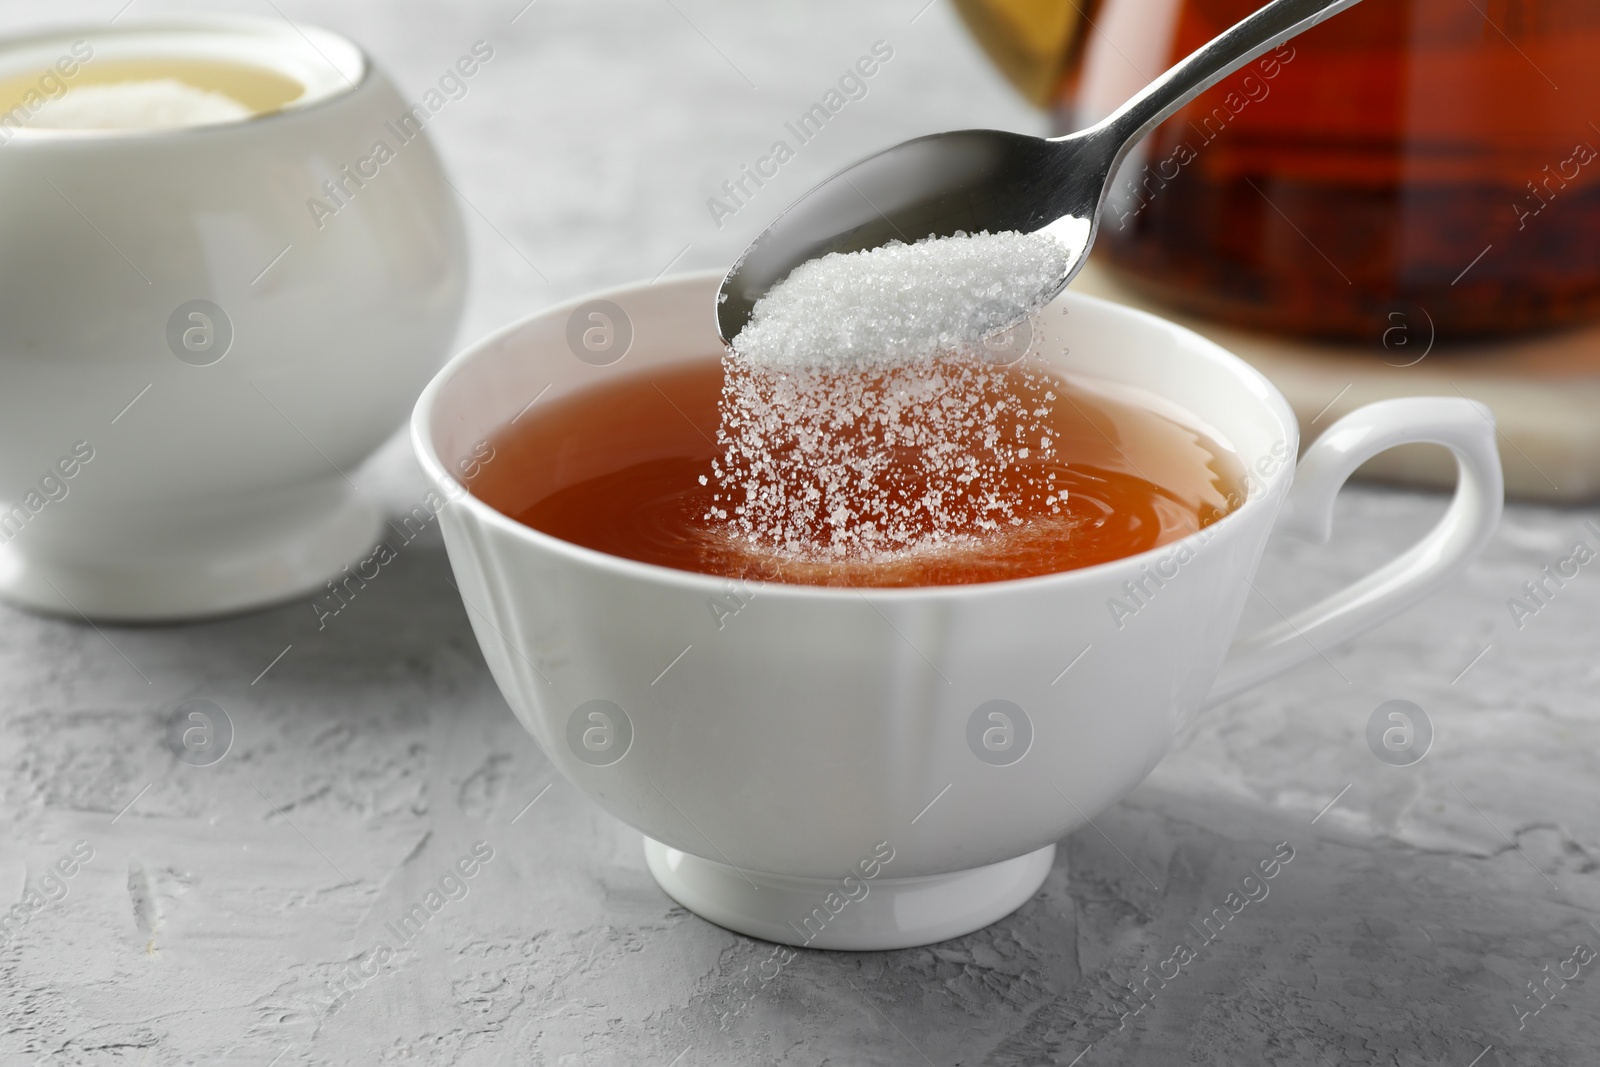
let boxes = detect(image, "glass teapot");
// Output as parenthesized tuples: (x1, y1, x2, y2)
(955, 0, 1600, 343)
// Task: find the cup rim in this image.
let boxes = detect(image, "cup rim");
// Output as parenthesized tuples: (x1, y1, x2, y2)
(0, 13, 371, 143)
(410, 270, 1301, 602)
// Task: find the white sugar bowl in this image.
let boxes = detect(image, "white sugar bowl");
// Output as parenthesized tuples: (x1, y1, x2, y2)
(0, 14, 467, 620)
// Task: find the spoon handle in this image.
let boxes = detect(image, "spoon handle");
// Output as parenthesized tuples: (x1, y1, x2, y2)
(1071, 0, 1366, 154)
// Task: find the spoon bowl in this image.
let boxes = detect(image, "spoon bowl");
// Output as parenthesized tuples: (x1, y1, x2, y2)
(716, 129, 1098, 343)
(715, 0, 1366, 347)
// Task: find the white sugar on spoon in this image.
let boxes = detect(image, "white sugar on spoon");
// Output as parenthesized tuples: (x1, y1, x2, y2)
(730, 229, 1069, 370)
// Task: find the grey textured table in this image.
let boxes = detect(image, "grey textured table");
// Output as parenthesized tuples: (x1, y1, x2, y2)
(3, 1, 1598, 1064)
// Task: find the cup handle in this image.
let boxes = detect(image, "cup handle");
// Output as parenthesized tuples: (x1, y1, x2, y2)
(1204, 397, 1504, 708)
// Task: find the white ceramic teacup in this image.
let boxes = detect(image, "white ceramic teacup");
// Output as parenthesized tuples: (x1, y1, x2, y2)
(412, 272, 1503, 950)
(0, 15, 466, 620)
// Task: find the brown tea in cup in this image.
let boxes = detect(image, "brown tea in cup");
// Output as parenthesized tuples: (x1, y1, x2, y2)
(468, 355, 1245, 588)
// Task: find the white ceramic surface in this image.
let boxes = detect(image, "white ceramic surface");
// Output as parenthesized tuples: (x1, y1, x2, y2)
(411, 272, 1503, 949)
(0, 15, 467, 620)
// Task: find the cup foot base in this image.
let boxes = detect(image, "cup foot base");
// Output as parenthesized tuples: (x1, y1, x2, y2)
(643, 837, 1055, 950)
(0, 482, 383, 622)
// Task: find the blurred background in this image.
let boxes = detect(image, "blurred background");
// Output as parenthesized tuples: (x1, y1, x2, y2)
(0, 0, 1043, 351)
(970, 0, 1600, 342)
